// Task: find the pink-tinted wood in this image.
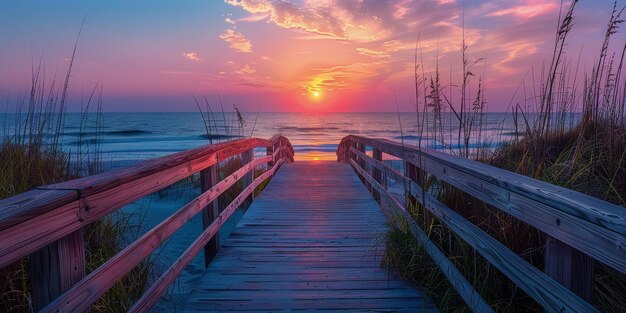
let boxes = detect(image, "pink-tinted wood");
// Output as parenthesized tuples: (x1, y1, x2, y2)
(30, 229, 86, 311)
(337, 135, 625, 274)
(128, 159, 286, 313)
(200, 165, 220, 267)
(0, 136, 292, 269)
(343, 137, 604, 313)
(41, 155, 276, 313)
(0, 135, 293, 312)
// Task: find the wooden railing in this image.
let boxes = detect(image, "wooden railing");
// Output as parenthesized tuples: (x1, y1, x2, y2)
(0, 135, 294, 312)
(337, 135, 625, 313)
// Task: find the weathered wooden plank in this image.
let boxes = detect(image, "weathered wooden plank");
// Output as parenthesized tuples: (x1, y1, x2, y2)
(241, 148, 254, 209)
(182, 161, 433, 312)
(128, 159, 285, 313)
(57, 229, 86, 292)
(41, 156, 275, 313)
(200, 164, 220, 267)
(339, 135, 626, 274)
(0, 189, 78, 231)
(0, 135, 294, 313)
(545, 237, 595, 301)
(30, 241, 61, 311)
(52, 139, 269, 195)
(193, 280, 410, 290)
(184, 298, 431, 311)
(0, 155, 260, 269)
(372, 148, 384, 202)
(0, 135, 293, 238)
(267, 143, 274, 166)
(350, 159, 493, 313)
(353, 158, 599, 312)
(30, 229, 86, 311)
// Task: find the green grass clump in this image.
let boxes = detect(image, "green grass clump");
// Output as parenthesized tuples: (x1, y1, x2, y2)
(384, 189, 543, 312)
(492, 122, 626, 205)
(85, 217, 153, 312)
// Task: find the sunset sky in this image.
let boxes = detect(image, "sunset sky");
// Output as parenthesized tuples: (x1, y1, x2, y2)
(0, 0, 623, 112)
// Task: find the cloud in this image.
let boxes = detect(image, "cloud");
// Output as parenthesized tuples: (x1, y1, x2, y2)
(182, 51, 203, 61)
(297, 60, 396, 96)
(219, 28, 253, 52)
(225, 0, 346, 38)
(237, 13, 271, 22)
(356, 47, 390, 58)
(492, 42, 538, 75)
(225, 17, 236, 24)
(488, 1, 559, 19)
(236, 64, 257, 74)
(225, 0, 273, 13)
(393, 0, 412, 20)
(217, 0, 580, 108)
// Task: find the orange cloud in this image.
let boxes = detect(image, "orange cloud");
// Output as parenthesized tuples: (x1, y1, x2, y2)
(217, 0, 574, 110)
(219, 28, 253, 52)
(225, 0, 346, 38)
(236, 64, 257, 75)
(356, 47, 390, 58)
(298, 60, 394, 97)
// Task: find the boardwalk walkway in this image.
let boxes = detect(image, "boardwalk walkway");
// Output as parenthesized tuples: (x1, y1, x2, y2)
(182, 161, 435, 312)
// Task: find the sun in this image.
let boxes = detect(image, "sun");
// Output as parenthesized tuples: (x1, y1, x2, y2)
(313, 91, 320, 97)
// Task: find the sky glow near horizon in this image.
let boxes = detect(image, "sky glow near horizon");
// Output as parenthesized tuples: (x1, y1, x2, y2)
(0, 0, 624, 112)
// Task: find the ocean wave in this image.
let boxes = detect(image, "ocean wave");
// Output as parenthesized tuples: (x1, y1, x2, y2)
(199, 134, 242, 140)
(393, 135, 422, 140)
(277, 126, 341, 132)
(63, 129, 152, 137)
(292, 144, 338, 152)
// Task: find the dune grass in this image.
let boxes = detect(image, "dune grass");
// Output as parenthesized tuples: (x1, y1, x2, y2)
(383, 1, 626, 312)
(0, 42, 153, 312)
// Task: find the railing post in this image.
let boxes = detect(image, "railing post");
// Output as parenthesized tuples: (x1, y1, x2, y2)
(280, 140, 285, 160)
(356, 143, 366, 168)
(31, 229, 86, 311)
(355, 143, 372, 191)
(372, 149, 384, 202)
(200, 164, 220, 267)
(267, 143, 274, 167)
(404, 160, 418, 209)
(241, 148, 254, 209)
(544, 237, 595, 301)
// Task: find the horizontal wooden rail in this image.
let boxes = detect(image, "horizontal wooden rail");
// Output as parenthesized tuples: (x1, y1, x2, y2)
(348, 150, 595, 312)
(338, 136, 625, 272)
(128, 157, 286, 312)
(338, 135, 625, 312)
(0, 135, 294, 312)
(348, 158, 493, 312)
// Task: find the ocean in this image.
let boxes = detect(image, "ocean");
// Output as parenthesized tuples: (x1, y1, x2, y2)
(2, 112, 527, 165)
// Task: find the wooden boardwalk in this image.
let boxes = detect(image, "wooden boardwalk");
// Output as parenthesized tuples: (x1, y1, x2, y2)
(2, 135, 622, 312)
(182, 161, 435, 312)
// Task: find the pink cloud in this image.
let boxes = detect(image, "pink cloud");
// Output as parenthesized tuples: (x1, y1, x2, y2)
(488, 1, 559, 19)
(226, 0, 346, 38)
(182, 51, 204, 61)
